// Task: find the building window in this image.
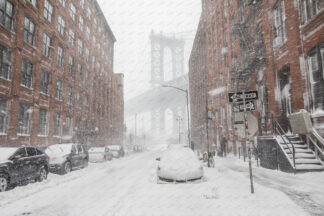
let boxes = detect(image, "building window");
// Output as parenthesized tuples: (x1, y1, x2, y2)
(70, 3, 76, 21)
(273, 0, 287, 47)
(0, 45, 11, 80)
(43, 33, 52, 58)
(69, 29, 75, 46)
(38, 109, 48, 136)
(67, 85, 73, 106)
(80, 0, 85, 9)
(68, 56, 74, 76)
(87, 8, 91, 20)
(58, 15, 65, 36)
(79, 16, 84, 32)
(24, 17, 36, 46)
(18, 103, 31, 136)
(57, 45, 64, 67)
(55, 79, 63, 101)
(76, 91, 82, 109)
(78, 39, 83, 56)
(53, 112, 61, 137)
(86, 48, 90, 62)
(0, 0, 13, 31)
(40, 70, 50, 95)
(21, 59, 33, 89)
(0, 99, 7, 134)
(86, 26, 90, 40)
(27, 0, 37, 8)
(301, 0, 323, 24)
(44, 0, 53, 23)
(65, 116, 72, 136)
(59, 0, 66, 8)
(85, 70, 89, 85)
(84, 95, 89, 111)
(78, 64, 83, 82)
(308, 44, 324, 110)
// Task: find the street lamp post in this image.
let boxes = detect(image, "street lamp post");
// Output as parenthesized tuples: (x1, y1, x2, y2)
(162, 85, 191, 149)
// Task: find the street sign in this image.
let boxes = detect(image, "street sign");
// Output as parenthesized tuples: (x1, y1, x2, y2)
(233, 101, 255, 112)
(234, 113, 258, 139)
(228, 91, 258, 103)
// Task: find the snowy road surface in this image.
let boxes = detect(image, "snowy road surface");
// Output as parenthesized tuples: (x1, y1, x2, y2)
(0, 148, 322, 216)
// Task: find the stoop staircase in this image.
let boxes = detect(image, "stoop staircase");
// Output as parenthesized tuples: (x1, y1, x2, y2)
(277, 134, 324, 172)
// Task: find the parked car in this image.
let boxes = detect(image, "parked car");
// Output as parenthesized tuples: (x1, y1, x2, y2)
(107, 145, 125, 158)
(0, 146, 49, 192)
(45, 143, 88, 175)
(156, 145, 203, 182)
(89, 147, 113, 162)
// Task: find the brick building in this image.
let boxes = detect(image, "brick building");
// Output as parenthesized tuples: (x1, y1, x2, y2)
(189, 0, 324, 154)
(0, 0, 124, 147)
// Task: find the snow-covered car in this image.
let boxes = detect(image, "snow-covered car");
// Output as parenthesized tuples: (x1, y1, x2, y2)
(107, 145, 125, 158)
(0, 146, 49, 192)
(89, 147, 113, 162)
(45, 144, 88, 175)
(156, 145, 204, 182)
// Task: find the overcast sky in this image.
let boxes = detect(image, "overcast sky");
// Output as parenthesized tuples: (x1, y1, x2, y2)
(97, 0, 201, 100)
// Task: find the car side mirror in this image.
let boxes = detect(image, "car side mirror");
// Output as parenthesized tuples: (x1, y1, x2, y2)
(156, 157, 160, 161)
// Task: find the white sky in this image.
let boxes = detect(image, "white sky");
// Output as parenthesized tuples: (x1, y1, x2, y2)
(97, 0, 201, 100)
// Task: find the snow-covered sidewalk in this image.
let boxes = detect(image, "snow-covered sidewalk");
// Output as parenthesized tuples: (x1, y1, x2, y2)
(0, 150, 317, 216)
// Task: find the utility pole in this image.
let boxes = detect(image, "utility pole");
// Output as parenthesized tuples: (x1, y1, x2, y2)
(243, 90, 255, 194)
(176, 116, 183, 144)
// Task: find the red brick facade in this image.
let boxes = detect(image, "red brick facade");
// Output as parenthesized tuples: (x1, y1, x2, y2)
(0, 0, 124, 147)
(189, 0, 324, 154)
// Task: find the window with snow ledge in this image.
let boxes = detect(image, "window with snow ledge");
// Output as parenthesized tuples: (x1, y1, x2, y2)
(0, 0, 14, 31)
(38, 109, 48, 136)
(273, 0, 287, 47)
(21, 59, 34, 89)
(0, 98, 7, 134)
(0, 45, 11, 80)
(17, 103, 31, 136)
(301, 0, 323, 24)
(307, 43, 324, 111)
(44, 0, 53, 23)
(53, 112, 61, 137)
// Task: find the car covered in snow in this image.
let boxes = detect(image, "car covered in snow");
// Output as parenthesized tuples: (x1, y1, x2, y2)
(107, 145, 125, 158)
(88, 147, 113, 162)
(156, 145, 203, 182)
(0, 146, 49, 192)
(45, 143, 88, 175)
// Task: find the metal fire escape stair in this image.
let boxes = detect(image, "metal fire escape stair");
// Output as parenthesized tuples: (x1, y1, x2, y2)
(278, 135, 324, 172)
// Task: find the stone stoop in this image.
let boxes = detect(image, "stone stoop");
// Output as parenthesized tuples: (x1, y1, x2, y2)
(280, 135, 324, 172)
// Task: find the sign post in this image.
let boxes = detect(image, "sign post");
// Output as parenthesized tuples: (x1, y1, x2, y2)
(229, 90, 256, 194)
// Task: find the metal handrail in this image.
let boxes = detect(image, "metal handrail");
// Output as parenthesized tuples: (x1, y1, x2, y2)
(273, 120, 296, 173)
(306, 129, 324, 162)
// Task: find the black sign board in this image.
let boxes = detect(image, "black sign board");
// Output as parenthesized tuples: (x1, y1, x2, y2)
(233, 101, 255, 112)
(228, 91, 258, 103)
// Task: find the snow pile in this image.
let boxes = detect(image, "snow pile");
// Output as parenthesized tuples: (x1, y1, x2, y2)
(157, 145, 203, 181)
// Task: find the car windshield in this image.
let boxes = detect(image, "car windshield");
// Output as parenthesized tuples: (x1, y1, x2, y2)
(89, 147, 105, 153)
(45, 144, 73, 156)
(0, 148, 18, 162)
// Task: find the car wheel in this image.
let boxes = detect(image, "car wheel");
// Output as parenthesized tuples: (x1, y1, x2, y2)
(62, 161, 72, 174)
(0, 174, 8, 192)
(37, 167, 48, 182)
(83, 159, 88, 168)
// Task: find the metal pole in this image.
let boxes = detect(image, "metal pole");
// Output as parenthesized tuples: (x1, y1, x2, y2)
(186, 90, 191, 149)
(243, 90, 254, 194)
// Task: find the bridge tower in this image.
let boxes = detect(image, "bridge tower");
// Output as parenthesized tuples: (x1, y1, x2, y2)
(150, 31, 186, 139)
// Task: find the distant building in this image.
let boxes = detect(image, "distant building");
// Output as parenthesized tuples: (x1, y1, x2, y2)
(189, 0, 324, 153)
(0, 0, 124, 147)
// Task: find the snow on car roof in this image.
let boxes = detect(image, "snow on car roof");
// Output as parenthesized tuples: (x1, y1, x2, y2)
(107, 145, 121, 150)
(45, 143, 74, 155)
(89, 147, 105, 152)
(0, 147, 18, 162)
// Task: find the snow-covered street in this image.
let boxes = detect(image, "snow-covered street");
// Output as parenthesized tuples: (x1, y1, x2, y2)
(0, 148, 323, 216)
